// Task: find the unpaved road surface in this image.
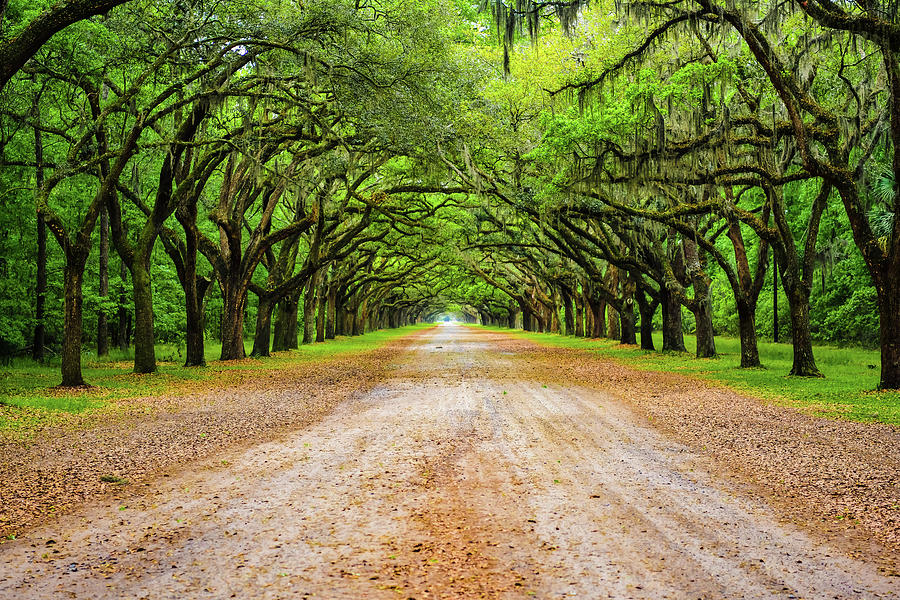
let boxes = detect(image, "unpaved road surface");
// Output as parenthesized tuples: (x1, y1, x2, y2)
(1, 326, 897, 599)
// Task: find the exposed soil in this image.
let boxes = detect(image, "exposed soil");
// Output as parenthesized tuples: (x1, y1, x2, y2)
(0, 326, 897, 599)
(0, 343, 407, 538)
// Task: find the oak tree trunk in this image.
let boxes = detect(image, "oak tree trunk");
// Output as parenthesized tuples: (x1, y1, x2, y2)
(877, 276, 900, 389)
(620, 287, 636, 345)
(607, 304, 620, 341)
(219, 280, 247, 360)
(316, 290, 327, 342)
(574, 293, 585, 337)
(783, 280, 822, 377)
(521, 302, 534, 331)
(636, 290, 657, 351)
(183, 277, 208, 366)
(302, 277, 317, 344)
(273, 295, 299, 351)
(61, 261, 87, 387)
(736, 299, 762, 368)
(560, 287, 575, 335)
(251, 295, 273, 357)
(589, 297, 606, 338)
(660, 287, 686, 352)
(131, 259, 156, 373)
(690, 278, 717, 359)
(326, 288, 337, 339)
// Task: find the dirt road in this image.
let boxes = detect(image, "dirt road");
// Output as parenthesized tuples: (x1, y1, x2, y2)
(1, 326, 897, 599)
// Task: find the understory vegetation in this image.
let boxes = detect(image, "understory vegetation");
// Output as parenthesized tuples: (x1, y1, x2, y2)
(1, 1, 899, 406)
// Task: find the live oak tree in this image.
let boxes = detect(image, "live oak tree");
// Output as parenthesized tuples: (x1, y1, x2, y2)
(581, 0, 900, 386)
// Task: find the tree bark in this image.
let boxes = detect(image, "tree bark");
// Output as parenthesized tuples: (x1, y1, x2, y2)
(684, 239, 716, 358)
(352, 302, 365, 336)
(183, 276, 209, 366)
(736, 298, 762, 368)
(334, 303, 347, 336)
(272, 294, 298, 351)
(636, 289, 657, 351)
(606, 267, 620, 340)
(620, 279, 637, 345)
(61, 262, 86, 386)
(131, 260, 156, 372)
(178, 200, 208, 366)
(574, 292, 585, 337)
(219, 277, 247, 360)
(523, 306, 535, 331)
(877, 277, 900, 389)
(783, 280, 822, 377)
(326, 287, 336, 339)
(251, 295, 273, 357)
(606, 304, 620, 340)
(548, 289, 561, 333)
(560, 286, 575, 335)
(316, 287, 327, 342)
(660, 287, 686, 352)
(773, 253, 779, 343)
(302, 276, 317, 344)
(692, 284, 717, 359)
(586, 294, 606, 338)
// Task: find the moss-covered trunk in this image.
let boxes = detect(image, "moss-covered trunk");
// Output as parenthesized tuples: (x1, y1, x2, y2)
(877, 276, 900, 389)
(251, 295, 273, 357)
(302, 277, 317, 344)
(131, 259, 156, 374)
(219, 277, 247, 360)
(61, 261, 87, 387)
(636, 290, 657, 351)
(574, 292, 585, 337)
(183, 277, 208, 367)
(326, 288, 336, 339)
(660, 287, 686, 352)
(273, 295, 299, 351)
(619, 284, 636, 345)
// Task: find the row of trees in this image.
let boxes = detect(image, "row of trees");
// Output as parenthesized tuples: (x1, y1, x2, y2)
(1, 0, 898, 391)
(0, 0, 477, 385)
(434, 0, 899, 389)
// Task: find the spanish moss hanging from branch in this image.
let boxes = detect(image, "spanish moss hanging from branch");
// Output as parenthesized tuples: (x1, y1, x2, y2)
(479, 0, 591, 76)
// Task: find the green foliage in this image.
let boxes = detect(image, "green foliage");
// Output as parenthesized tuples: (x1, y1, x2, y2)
(809, 257, 880, 347)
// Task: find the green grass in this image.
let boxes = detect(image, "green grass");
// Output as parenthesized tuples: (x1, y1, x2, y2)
(481, 326, 900, 427)
(0, 324, 433, 436)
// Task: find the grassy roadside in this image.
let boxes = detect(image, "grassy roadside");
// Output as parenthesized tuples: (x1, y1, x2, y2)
(479, 326, 900, 427)
(0, 324, 433, 438)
